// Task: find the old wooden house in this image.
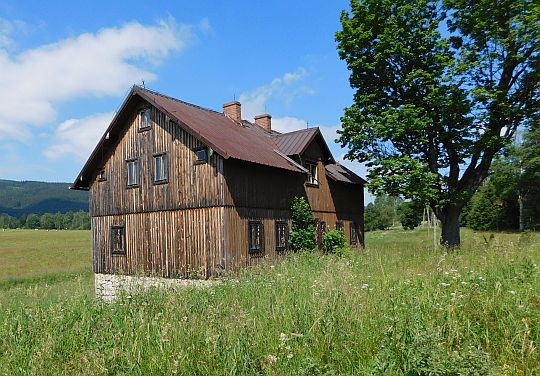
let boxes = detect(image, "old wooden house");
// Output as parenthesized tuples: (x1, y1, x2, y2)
(72, 86, 364, 292)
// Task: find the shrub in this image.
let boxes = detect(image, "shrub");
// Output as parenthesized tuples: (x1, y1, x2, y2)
(323, 229, 346, 254)
(289, 197, 316, 251)
(397, 201, 424, 230)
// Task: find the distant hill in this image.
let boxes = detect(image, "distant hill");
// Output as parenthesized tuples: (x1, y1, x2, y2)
(0, 179, 88, 217)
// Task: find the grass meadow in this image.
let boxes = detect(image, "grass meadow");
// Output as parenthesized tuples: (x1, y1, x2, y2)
(0, 228, 538, 375)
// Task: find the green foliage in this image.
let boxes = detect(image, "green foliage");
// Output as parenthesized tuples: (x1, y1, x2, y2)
(0, 179, 88, 216)
(0, 229, 539, 374)
(336, 0, 539, 245)
(0, 211, 91, 230)
(289, 197, 316, 251)
(465, 183, 504, 231)
(397, 201, 424, 230)
(364, 195, 401, 231)
(322, 229, 346, 254)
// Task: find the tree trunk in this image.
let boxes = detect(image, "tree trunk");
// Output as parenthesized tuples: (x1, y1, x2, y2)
(439, 206, 462, 247)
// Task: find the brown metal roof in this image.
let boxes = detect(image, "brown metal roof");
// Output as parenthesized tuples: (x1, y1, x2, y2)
(272, 127, 334, 164)
(72, 86, 365, 190)
(325, 163, 366, 185)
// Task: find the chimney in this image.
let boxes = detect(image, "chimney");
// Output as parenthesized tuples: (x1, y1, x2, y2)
(223, 101, 241, 123)
(254, 113, 272, 132)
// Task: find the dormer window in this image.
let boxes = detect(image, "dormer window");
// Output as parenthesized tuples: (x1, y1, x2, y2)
(195, 146, 208, 164)
(306, 161, 318, 186)
(139, 108, 151, 131)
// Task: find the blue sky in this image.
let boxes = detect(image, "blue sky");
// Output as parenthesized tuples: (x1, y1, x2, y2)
(0, 0, 368, 194)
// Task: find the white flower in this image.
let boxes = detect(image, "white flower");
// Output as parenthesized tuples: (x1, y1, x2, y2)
(440, 282, 451, 287)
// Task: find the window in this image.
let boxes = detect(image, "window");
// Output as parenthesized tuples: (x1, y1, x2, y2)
(98, 169, 106, 182)
(139, 108, 151, 131)
(153, 153, 168, 183)
(316, 220, 326, 247)
(248, 221, 264, 254)
(336, 221, 344, 232)
(126, 158, 139, 187)
(194, 146, 207, 164)
(306, 161, 318, 185)
(350, 222, 358, 245)
(111, 225, 126, 255)
(275, 221, 289, 252)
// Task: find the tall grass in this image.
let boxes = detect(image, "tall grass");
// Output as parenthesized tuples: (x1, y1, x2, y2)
(0, 229, 538, 375)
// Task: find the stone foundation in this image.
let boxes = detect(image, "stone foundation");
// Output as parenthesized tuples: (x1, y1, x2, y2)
(95, 273, 214, 302)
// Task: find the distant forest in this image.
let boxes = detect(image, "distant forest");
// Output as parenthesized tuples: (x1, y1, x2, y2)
(0, 179, 90, 229)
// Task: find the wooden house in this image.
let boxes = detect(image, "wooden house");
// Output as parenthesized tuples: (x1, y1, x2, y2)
(72, 86, 365, 288)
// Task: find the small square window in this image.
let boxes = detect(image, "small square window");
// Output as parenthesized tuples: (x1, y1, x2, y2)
(350, 222, 358, 245)
(248, 221, 264, 254)
(275, 221, 289, 252)
(139, 108, 151, 131)
(195, 147, 207, 164)
(305, 162, 318, 186)
(153, 153, 168, 183)
(336, 221, 344, 232)
(98, 169, 106, 182)
(111, 225, 126, 255)
(127, 158, 139, 187)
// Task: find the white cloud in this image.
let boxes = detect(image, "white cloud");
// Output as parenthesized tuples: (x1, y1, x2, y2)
(44, 112, 114, 161)
(239, 67, 308, 120)
(0, 19, 190, 141)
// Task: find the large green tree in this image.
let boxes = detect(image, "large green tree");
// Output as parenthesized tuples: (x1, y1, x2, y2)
(336, 0, 539, 246)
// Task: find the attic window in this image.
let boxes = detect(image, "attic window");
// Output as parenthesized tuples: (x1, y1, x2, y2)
(306, 161, 318, 186)
(139, 108, 151, 131)
(194, 147, 207, 164)
(98, 169, 106, 182)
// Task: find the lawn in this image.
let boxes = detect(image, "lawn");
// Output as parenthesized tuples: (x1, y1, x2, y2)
(0, 228, 538, 375)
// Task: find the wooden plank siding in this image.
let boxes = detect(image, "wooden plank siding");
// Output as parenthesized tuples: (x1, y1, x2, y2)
(88, 100, 363, 279)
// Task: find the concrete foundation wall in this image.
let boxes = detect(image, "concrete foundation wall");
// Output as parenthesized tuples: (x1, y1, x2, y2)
(95, 273, 213, 302)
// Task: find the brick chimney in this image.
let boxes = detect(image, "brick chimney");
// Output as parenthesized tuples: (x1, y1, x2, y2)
(223, 101, 241, 123)
(254, 113, 272, 132)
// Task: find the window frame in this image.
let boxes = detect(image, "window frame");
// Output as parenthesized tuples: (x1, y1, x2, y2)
(153, 152, 169, 184)
(350, 221, 358, 245)
(305, 160, 319, 187)
(275, 220, 289, 252)
(138, 108, 152, 132)
(111, 225, 126, 255)
(336, 221, 344, 232)
(248, 220, 264, 254)
(126, 158, 140, 188)
(194, 146, 208, 164)
(98, 168, 107, 182)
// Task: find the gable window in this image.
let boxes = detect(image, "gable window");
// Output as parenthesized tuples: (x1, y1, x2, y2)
(316, 220, 326, 247)
(306, 161, 318, 186)
(336, 221, 344, 232)
(139, 108, 151, 131)
(194, 146, 208, 164)
(275, 221, 289, 252)
(153, 153, 168, 183)
(248, 221, 264, 254)
(98, 169, 106, 182)
(111, 225, 126, 255)
(126, 158, 139, 187)
(350, 222, 358, 245)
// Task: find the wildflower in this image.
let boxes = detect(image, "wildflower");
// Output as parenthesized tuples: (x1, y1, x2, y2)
(266, 354, 277, 365)
(460, 281, 468, 285)
(509, 290, 516, 295)
(361, 283, 369, 289)
(280, 333, 288, 342)
(440, 282, 451, 287)
(287, 353, 293, 359)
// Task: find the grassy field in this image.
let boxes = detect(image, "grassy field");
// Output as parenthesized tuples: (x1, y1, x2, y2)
(0, 228, 538, 375)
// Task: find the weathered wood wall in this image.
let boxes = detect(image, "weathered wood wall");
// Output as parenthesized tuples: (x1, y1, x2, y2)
(90, 102, 226, 217)
(92, 207, 225, 277)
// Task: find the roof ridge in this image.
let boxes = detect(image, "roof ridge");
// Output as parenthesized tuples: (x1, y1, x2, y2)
(135, 85, 225, 116)
(272, 126, 319, 138)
